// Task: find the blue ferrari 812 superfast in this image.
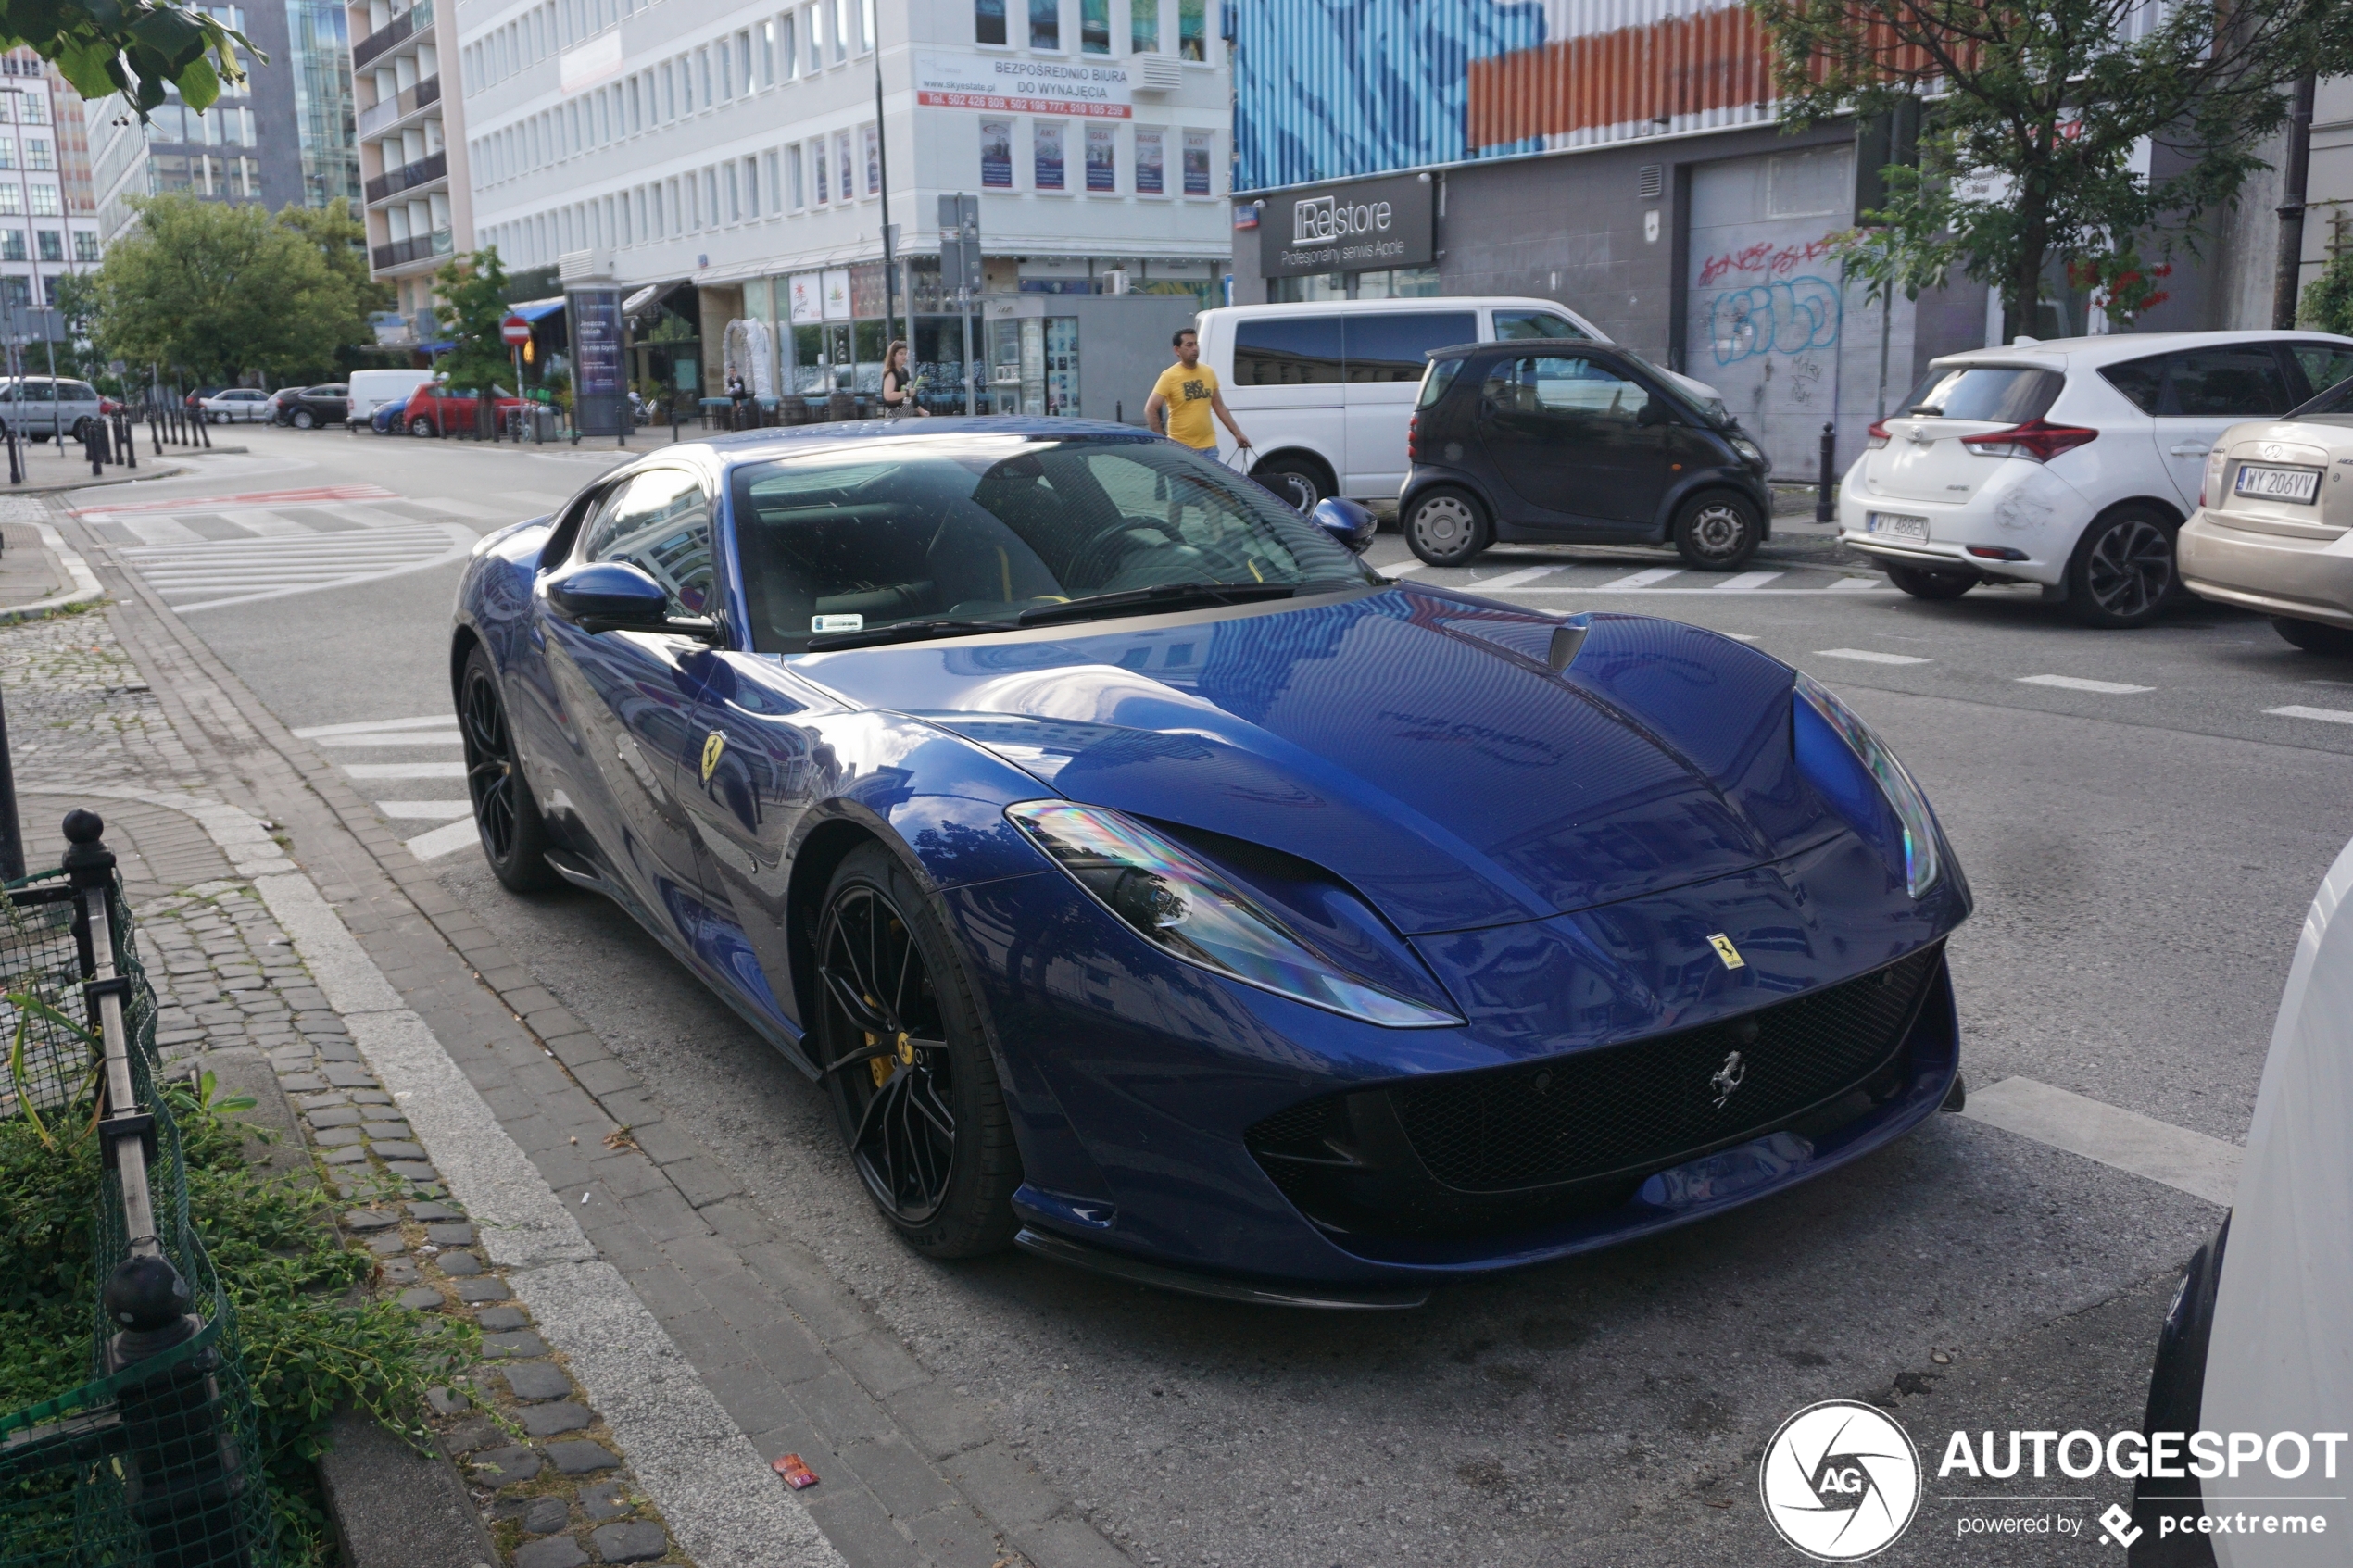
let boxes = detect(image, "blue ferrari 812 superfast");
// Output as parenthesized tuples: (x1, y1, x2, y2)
(451, 420, 1969, 1308)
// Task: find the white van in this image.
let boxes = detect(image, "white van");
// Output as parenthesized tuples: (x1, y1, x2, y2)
(345, 368, 435, 429)
(1194, 297, 1725, 508)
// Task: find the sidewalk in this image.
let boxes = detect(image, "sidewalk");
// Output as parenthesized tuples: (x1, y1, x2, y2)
(1, 523, 842, 1565)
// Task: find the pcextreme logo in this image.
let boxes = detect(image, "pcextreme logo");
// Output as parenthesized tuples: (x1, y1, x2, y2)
(1759, 1400, 1923, 1561)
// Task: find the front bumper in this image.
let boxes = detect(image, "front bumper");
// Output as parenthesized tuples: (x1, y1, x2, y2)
(1836, 456, 2085, 586)
(2179, 512, 2353, 629)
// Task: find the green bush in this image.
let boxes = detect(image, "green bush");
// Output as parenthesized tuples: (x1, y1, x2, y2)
(0, 1085, 472, 1563)
(2301, 247, 2353, 337)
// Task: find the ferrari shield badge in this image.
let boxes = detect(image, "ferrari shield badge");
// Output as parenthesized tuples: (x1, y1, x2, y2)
(700, 730, 726, 784)
(1707, 933, 1745, 970)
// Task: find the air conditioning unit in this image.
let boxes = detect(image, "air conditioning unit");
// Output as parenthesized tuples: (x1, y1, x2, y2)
(1134, 55, 1183, 92)
(558, 248, 611, 283)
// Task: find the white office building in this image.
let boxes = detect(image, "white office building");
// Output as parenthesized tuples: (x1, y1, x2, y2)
(455, 0, 1232, 410)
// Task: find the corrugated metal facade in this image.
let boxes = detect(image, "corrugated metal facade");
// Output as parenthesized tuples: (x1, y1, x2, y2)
(1235, 0, 1785, 192)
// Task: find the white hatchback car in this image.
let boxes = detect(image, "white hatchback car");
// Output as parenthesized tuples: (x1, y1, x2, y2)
(1838, 331, 2353, 627)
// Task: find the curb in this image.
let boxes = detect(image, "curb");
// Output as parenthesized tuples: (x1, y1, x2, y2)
(2, 462, 197, 495)
(0, 522, 107, 624)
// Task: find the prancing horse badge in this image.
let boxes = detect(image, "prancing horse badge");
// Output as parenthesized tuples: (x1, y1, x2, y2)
(1707, 933, 1745, 970)
(700, 731, 726, 784)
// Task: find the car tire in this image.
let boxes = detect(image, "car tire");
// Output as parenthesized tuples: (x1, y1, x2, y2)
(409, 415, 436, 438)
(2065, 507, 2178, 628)
(1672, 492, 1763, 571)
(814, 841, 1021, 1259)
(292, 408, 315, 430)
(1404, 487, 1491, 568)
(67, 419, 90, 443)
(458, 646, 561, 893)
(2273, 616, 2353, 657)
(1251, 454, 1330, 513)
(1886, 564, 1979, 601)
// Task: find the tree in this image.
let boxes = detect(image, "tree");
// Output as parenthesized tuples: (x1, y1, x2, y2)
(7, 0, 251, 118)
(274, 197, 392, 356)
(89, 194, 364, 385)
(431, 248, 513, 391)
(45, 270, 100, 378)
(1753, 0, 2353, 337)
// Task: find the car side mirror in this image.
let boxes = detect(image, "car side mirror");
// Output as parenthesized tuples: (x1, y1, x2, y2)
(546, 561, 719, 641)
(1636, 400, 1673, 428)
(1311, 496, 1378, 554)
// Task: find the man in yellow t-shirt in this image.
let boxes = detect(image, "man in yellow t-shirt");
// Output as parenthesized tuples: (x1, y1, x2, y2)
(1146, 327, 1251, 457)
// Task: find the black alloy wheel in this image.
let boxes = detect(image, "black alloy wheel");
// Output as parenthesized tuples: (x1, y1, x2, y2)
(2067, 508, 2177, 628)
(815, 844, 1019, 1257)
(2274, 616, 2353, 657)
(459, 647, 560, 891)
(1672, 492, 1762, 571)
(1886, 563, 1979, 601)
(1404, 486, 1491, 568)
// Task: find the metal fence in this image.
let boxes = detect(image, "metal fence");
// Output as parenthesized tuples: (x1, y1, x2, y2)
(0, 813, 278, 1568)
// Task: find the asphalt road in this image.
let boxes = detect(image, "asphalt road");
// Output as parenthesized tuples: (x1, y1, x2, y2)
(60, 424, 2353, 1566)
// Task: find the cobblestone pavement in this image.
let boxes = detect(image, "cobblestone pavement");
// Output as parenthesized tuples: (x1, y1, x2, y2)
(3, 604, 696, 1568)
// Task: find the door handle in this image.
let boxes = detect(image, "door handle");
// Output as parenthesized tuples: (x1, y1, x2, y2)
(2168, 444, 2209, 457)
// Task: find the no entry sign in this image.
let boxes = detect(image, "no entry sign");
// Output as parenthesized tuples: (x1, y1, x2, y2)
(501, 315, 531, 345)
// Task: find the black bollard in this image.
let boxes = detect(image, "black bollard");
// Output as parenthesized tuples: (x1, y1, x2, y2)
(85, 420, 105, 477)
(1816, 421, 1836, 524)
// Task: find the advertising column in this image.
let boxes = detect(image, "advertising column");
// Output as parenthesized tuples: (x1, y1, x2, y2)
(569, 286, 626, 437)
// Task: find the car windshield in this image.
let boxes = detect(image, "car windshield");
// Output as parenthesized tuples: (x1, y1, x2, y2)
(1904, 366, 2061, 422)
(1617, 349, 1730, 427)
(730, 434, 1378, 654)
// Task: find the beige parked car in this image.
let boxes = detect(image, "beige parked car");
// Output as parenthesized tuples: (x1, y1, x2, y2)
(2179, 383, 2353, 655)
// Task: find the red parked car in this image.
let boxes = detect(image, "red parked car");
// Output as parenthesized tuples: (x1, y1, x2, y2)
(400, 381, 527, 438)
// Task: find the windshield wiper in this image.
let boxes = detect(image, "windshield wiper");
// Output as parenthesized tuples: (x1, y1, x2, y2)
(1015, 581, 1298, 628)
(804, 618, 1012, 651)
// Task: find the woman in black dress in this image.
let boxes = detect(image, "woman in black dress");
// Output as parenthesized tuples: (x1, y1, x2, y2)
(880, 341, 925, 417)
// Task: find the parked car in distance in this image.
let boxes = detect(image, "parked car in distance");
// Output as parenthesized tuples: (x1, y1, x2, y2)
(276, 383, 350, 430)
(182, 385, 222, 410)
(200, 387, 274, 423)
(0, 377, 105, 442)
(1837, 331, 2353, 628)
(347, 368, 434, 429)
(2176, 375, 2353, 657)
(1196, 297, 1730, 509)
(1401, 340, 1773, 570)
(2125, 832, 2352, 1562)
(370, 398, 404, 435)
(401, 380, 525, 438)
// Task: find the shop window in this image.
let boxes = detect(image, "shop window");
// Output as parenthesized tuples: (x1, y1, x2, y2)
(1080, 0, 1108, 53)
(1044, 317, 1077, 413)
(1130, 0, 1157, 51)
(975, 0, 1005, 44)
(1028, 0, 1057, 50)
(1177, 0, 1203, 58)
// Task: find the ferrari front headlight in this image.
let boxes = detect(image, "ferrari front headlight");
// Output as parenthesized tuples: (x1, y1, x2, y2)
(1793, 672, 1942, 897)
(1006, 802, 1461, 1029)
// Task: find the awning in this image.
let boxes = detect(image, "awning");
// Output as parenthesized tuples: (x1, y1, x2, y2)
(509, 296, 566, 322)
(622, 281, 684, 319)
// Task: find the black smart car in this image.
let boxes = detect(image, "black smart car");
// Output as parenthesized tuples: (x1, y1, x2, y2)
(276, 383, 350, 430)
(1401, 342, 1775, 571)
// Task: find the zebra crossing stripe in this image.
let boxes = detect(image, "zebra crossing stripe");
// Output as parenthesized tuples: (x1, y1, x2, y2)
(295, 715, 478, 862)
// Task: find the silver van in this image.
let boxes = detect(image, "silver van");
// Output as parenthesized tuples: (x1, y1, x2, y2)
(0, 377, 104, 442)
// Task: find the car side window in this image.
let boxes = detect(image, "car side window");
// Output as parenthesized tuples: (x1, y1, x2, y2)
(2099, 357, 2164, 414)
(583, 470, 715, 617)
(1232, 317, 1343, 386)
(1342, 311, 1478, 383)
(1486, 356, 1652, 422)
(1492, 310, 1589, 341)
(2160, 347, 2294, 418)
(2289, 345, 2353, 402)
(67, 383, 96, 401)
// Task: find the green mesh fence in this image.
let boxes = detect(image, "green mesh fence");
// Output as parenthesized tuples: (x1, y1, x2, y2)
(0, 866, 281, 1568)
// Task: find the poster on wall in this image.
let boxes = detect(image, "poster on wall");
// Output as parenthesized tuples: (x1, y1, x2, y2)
(862, 124, 880, 196)
(980, 119, 1013, 188)
(787, 271, 823, 324)
(1085, 124, 1115, 192)
(836, 132, 855, 207)
(913, 50, 1131, 118)
(1182, 130, 1212, 195)
(814, 137, 830, 203)
(1135, 128, 1164, 194)
(821, 268, 852, 320)
(1035, 120, 1064, 191)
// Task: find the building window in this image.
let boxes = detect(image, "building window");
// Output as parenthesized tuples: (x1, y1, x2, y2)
(832, 0, 849, 61)
(1081, 0, 1108, 53)
(25, 138, 50, 170)
(0, 277, 26, 307)
(35, 229, 58, 261)
(714, 42, 729, 101)
(1130, 0, 1157, 51)
(743, 155, 759, 215)
(1028, 0, 1057, 49)
(725, 161, 739, 222)
(1085, 122, 1114, 190)
(860, 0, 875, 51)
(975, 0, 1004, 44)
(1034, 119, 1063, 190)
(759, 19, 775, 83)
(28, 184, 57, 217)
(0, 138, 15, 170)
(805, 4, 823, 71)
(980, 118, 1012, 188)
(835, 130, 852, 204)
(862, 121, 878, 194)
(813, 135, 827, 203)
(0, 230, 20, 261)
(786, 142, 804, 207)
(72, 231, 96, 262)
(1177, 0, 1203, 58)
(738, 28, 755, 89)
(628, 75, 642, 132)
(781, 12, 798, 76)
(1134, 126, 1163, 193)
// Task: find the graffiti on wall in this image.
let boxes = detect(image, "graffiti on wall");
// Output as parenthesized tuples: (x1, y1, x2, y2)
(1707, 277, 1843, 364)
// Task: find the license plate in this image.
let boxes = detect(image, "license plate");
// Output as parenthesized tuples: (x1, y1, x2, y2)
(2234, 464, 2322, 504)
(1867, 512, 1929, 540)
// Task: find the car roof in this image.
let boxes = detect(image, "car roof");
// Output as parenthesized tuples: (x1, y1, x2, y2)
(1202, 296, 1573, 319)
(1930, 328, 2353, 373)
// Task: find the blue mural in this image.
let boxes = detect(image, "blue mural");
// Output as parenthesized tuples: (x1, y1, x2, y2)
(1705, 276, 1843, 365)
(1232, 0, 1548, 193)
